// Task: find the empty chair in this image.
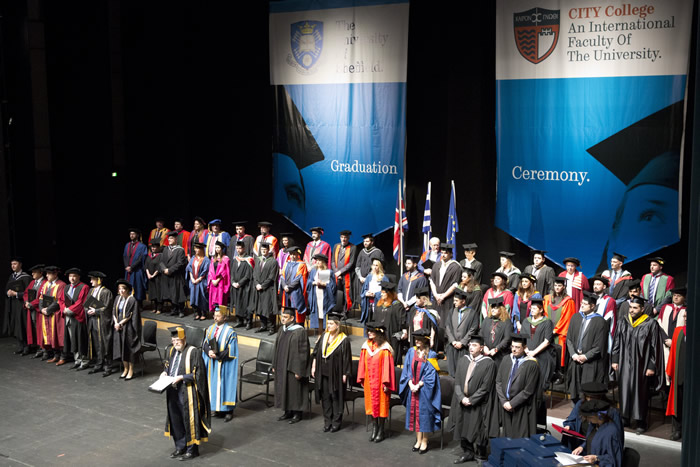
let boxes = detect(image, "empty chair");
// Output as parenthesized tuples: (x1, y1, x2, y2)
(184, 325, 205, 349)
(134, 320, 161, 376)
(345, 359, 365, 427)
(238, 339, 276, 407)
(439, 374, 455, 449)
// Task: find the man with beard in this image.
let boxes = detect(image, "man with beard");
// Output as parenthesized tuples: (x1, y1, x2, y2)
(303, 226, 331, 270)
(495, 336, 540, 438)
(38, 266, 66, 362)
(451, 335, 499, 464)
(279, 245, 308, 324)
(230, 241, 255, 329)
(397, 255, 428, 311)
(123, 228, 147, 306)
(618, 280, 654, 319)
(24, 264, 46, 357)
(612, 296, 664, 434)
(161, 231, 188, 318)
(430, 243, 463, 326)
(590, 275, 617, 351)
(331, 230, 357, 315)
(164, 326, 211, 461)
(658, 287, 687, 388)
(273, 307, 310, 425)
(171, 219, 191, 257)
(253, 221, 279, 258)
(4, 256, 31, 353)
(566, 291, 609, 402)
(600, 252, 634, 307)
(202, 308, 239, 422)
(83, 271, 114, 375)
(353, 233, 384, 313)
(523, 249, 555, 296)
(230, 221, 254, 257)
(58, 268, 89, 369)
(641, 257, 675, 314)
(253, 243, 279, 334)
(445, 289, 480, 377)
(558, 257, 589, 312)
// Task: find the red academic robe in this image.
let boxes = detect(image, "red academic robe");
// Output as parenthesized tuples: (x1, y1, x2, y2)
(64, 282, 89, 323)
(303, 240, 332, 268)
(38, 280, 66, 348)
(254, 234, 279, 258)
(558, 271, 589, 311)
(23, 279, 43, 346)
(357, 341, 396, 418)
(666, 326, 685, 416)
(333, 243, 354, 310)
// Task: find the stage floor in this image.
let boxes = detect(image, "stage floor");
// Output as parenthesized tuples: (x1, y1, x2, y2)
(0, 331, 681, 466)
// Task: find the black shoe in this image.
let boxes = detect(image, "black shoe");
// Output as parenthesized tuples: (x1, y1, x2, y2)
(636, 426, 646, 435)
(330, 426, 340, 433)
(14, 349, 24, 355)
(178, 312, 185, 318)
(454, 453, 475, 464)
(103, 369, 114, 377)
(254, 326, 267, 333)
(671, 432, 681, 441)
(21, 349, 32, 356)
(76, 365, 90, 371)
(288, 415, 302, 424)
(323, 426, 331, 432)
(245, 321, 253, 330)
(179, 452, 198, 461)
(71, 362, 81, 370)
(41, 353, 51, 361)
(419, 447, 429, 455)
(33, 351, 44, 359)
(88, 366, 104, 374)
(278, 412, 293, 421)
(224, 413, 234, 423)
(374, 419, 386, 443)
(170, 449, 186, 458)
(268, 327, 276, 335)
(233, 320, 244, 328)
(412, 446, 420, 452)
(369, 419, 378, 442)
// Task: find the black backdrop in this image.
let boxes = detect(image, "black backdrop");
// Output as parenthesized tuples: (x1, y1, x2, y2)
(0, 0, 693, 286)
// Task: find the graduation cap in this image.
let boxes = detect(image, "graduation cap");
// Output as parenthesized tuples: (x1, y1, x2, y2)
(627, 279, 642, 290)
(381, 282, 397, 291)
(309, 226, 324, 235)
(488, 296, 505, 307)
(150, 239, 162, 246)
(215, 241, 227, 250)
(581, 382, 608, 396)
(208, 219, 222, 226)
(193, 242, 206, 249)
(611, 252, 627, 262)
(285, 245, 302, 255)
(462, 243, 478, 250)
(279, 232, 294, 239)
(454, 288, 468, 299)
(440, 243, 455, 251)
(128, 227, 142, 236)
(648, 256, 665, 266)
(365, 321, 386, 335)
(411, 328, 431, 344)
(44, 266, 60, 274)
(671, 287, 687, 296)
(491, 271, 508, 282)
(272, 85, 325, 170)
(193, 216, 206, 225)
(312, 253, 328, 263)
(173, 218, 184, 225)
(463, 267, 477, 276)
(115, 279, 133, 291)
(586, 100, 683, 190)
(235, 240, 246, 248)
(339, 230, 352, 236)
(87, 271, 106, 279)
(529, 293, 544, 305)
(361, 233, 375, 239)
(581, 291, 598, 305)
(232, 220, 248, 226)
(154, 216, 166, 223)
(167, 231, 179, 238)
(258, 221, 273, 227)
(280, 306, 297, 316)
(553, 276, 567, 285)
(590, 275, 609, 287)
(168, 326, 186, 340)
(580, 399, 610, 417)
(28, 264, 45, 272)
(511, 336, 527, 346)
(563, 257, 581, 267)
(10, 255, 23, 263)
(468, 334, 485, 345)
(405, 254, 420, 261)
(630, 296, 647, 306)
(326, 312, 344, 322)
(65, 268, 82, 276)
(519, 273, 537, 283)
(259, 242, 271, 249)
(421, 259, 435, 270)
(499, 251, 515, 258)
(415, 286, 431, 298)
(531, 249, 547, 257)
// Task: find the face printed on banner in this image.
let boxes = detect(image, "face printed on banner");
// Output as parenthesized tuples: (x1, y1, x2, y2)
(272, 153, 307, 229)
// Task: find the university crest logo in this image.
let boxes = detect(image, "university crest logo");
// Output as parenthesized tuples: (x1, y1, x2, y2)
(290, 20, 323, 73)
(513, 8, 560, 64)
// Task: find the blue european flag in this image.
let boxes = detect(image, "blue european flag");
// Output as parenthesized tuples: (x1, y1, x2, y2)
(446, 180, 459, 257)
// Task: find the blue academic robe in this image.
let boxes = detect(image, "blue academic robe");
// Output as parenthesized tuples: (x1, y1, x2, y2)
(399, 347, 442, 432)
(586, 421, 623, 467)
(360, 274, 389, 323)
(281, 261, 307, 315)
(202, 323, 239, 412)
(186, 256, 210, 309)
(563, 399, 624, 450)
(123, 241, 147, 301)
(306, 268, 337, 329)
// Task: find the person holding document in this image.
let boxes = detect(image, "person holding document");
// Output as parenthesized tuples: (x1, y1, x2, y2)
(306, 253, 336, 330)
(164, 326, 211, 461)
(571, 399, 623, 467)
(202, 308, 238, 423)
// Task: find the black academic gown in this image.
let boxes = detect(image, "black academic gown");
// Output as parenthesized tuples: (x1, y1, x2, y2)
(496, 356, 541, 438)
(86, 286, 114, 364)
(160, 245, 187, 304)
(431, 260, 463, 325)
(459, 259, 484, 286)
(4, 271, 31, 343)
(445, 306, 481, 376)
(353, 247, 384, 307)
(566, 312, 609, 400)
(480, 318, 512, 369)
(450, 355, 500, 445)
(230, 257, 254, 319)
(144, 252, 163, 303)
(407, 306, 440, 351)
(165, 344, 211, 448)
(253, 254, 279, 319)
(311, 332, 352, 404)
(273, 323, 310, 412)
(612, 315, 664, 422)
(376, 300, 407, 365)
(522, 317, 556, 390)
(523, 264, 556, 296)
(112, 295, 141, 363)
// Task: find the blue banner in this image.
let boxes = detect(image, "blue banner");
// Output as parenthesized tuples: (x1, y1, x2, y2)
(270, 1, 409, 244)
(496, 0, 691, 275)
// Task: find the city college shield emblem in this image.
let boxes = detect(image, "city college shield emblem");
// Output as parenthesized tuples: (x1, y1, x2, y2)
(513, 8, 560, 64)
(290, 20, 323, 70)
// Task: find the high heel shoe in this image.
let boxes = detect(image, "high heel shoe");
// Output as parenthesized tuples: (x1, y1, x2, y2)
(119, 374, 127, 379)
(412, 446, 420, 452)
(124, 375, 134, 381)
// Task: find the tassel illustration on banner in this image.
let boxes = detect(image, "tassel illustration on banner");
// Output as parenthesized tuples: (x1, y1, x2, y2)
(446, 180, 459, 258)
(393, 179, 408, 266)
(422, 182, 431, 254)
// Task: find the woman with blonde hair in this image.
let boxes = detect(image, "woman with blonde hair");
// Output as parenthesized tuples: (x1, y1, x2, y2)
(479, 296, 512, 369)
(408, 287, 440, 351)
(375, 282, 406, 365)
(360, 258, 387, 324)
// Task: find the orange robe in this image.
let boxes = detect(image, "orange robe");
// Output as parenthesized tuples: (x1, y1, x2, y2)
(666, 326, 685, 416)
(544, 294, 576, 367)
(357, 341, 396, 417)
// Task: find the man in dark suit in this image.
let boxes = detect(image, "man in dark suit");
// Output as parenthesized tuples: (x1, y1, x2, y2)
(445, 288, 480, 376)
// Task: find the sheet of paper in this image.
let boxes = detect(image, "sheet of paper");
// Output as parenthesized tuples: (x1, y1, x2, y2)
(554, 452, 587, 466)
(148, 374, 176, 393)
